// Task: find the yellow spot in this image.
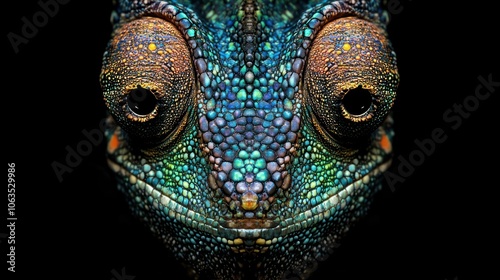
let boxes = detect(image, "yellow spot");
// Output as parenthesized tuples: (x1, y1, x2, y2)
(241, 192, 258, 211)
(234, 238, 243, 245)
(139, 55, 144, 60)
(157, 50, 164, 55)
(342, 43, 351, 51)
(129, 175, 137, 184)
(138, 44, 143, 49)
(356, 44, 361, 49)
(355, 55, 361, 60)
(148, 43, 157, 51)
(256, 238, 266, 245)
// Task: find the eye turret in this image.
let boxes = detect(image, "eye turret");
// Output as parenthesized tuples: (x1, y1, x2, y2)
(100, 17, 195, 146)
(305, 17, 399, 146)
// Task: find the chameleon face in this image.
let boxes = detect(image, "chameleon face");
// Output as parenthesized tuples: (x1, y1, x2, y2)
(100, 0, 398, 279)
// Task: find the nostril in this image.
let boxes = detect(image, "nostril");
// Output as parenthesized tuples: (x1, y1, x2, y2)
(127, 85, 157, 116)
(341, 85, 373, 116)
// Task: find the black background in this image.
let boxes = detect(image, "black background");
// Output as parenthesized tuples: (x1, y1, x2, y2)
(3, 1, 498, 279)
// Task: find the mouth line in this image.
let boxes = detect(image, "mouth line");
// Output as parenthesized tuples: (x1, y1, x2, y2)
(107, 158, 391, 241)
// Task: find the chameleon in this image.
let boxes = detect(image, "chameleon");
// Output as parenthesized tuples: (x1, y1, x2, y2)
(99, 0, 399, 279)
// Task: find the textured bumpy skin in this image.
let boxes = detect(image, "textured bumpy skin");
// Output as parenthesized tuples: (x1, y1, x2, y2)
(100, 0, 399, 279)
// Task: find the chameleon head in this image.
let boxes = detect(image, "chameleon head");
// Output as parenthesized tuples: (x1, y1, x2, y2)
(100, 1, 398, 279)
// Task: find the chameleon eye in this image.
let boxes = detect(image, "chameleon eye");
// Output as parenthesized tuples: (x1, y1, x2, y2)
(100, 17, 194, 146)
(305, 16, 399, 146)
(342, 85, 372, 116)
(127, 85, 158, 116)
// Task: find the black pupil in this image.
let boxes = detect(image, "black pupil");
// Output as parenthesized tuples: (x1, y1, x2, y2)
(342, 86, 372, 116)
(127, 86, 157, 116)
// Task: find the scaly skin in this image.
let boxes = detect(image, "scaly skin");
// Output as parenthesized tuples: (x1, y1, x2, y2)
(100, 0, 399, 279)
